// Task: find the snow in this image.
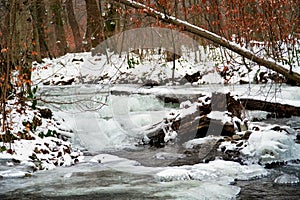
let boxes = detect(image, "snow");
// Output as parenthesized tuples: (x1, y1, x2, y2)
(31, 47, 300, 112)
(207, 111, 232, 124)
(247, 110, 270, 121)
(31, 46, 222, 87)
(0, 136, 83, 170)
(241, 130, 300, 164)
(179, 100, 192, 109)
(164, 130, 178, 143)
(180, 102, 199, 118)
(157, 168, 191, 181)
(156, 159, 267, 184)
(198, 71, 224, 84)
(0, 169, 30, 178)
(274, 174, 300, 185)
(89, 153, 267, 184)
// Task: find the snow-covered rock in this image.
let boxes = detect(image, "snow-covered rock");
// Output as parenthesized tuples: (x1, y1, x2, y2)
(156, 159, 268, 183)
(156, 168, 191, 181)
(241, 130, 300, 164)
(274, 174, 300, 185)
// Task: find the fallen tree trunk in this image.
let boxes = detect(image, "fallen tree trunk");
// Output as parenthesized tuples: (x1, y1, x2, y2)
(116, 0, 300, 85)
(240, 98, 300, 118)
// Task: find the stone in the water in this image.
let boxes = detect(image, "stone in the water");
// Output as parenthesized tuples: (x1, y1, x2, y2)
(274, 174, 299, 185)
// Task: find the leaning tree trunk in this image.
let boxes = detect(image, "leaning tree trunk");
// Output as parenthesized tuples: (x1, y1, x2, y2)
(116, 0, 300, 85)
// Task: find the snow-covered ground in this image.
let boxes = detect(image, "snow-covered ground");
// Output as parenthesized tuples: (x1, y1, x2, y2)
(32, 45, 287, 87)
(0, 100, 83, 177)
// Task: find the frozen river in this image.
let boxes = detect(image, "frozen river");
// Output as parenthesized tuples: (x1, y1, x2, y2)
(1, 84, 300, 199)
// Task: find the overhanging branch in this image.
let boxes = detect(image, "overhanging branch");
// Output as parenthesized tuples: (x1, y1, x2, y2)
(116, 0, 300, 84)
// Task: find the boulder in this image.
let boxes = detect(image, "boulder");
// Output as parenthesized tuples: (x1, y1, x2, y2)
(145, 92, 243, 147)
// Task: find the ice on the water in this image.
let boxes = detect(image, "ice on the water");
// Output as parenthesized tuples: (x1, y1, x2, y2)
(274, 173, 300, 185)
(241, 130, 300, 164)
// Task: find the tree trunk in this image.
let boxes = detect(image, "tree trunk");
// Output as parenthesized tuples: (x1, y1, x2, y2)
(240, 98, 300, 118)
(0, 0, 16, 131)
(116, 0, 300, 85)
(85, 0, 101, 48)
(65, 0, 82, 52)
(50, 0, 68, 56)
(29, 0, 52, 61)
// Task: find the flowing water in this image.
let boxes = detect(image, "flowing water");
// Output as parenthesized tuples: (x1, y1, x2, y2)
(1, 84, 300, 199)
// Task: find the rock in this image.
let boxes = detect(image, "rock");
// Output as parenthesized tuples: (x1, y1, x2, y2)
(180, 71, 202, 84)
(170, 138, 223, 166)
(239, 79, 249, 84)
(147, 129, 166, 148)
(195, 139, 222, 163)
(198, 101, 211, 116)
(232, 134, 242, 140)
(43, 80, 50, 85)
(145, 92, 243, 147)
(38, 108, 53, 119)
(142, 81, 159, 88)
(243, 130, 252, 140)
(170, 137, 243, 166)
(157, 96, 180, 104)
(71, 58, 83, 62)
(56, 78, 75, 85)
(296, 133, 300, 143)
(195, 117, 235, 138)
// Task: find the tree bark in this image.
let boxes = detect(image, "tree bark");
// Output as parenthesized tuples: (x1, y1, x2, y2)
(29, 0, 52, 60)
(85, 0, 101, 48)
(115, 0, 300, 85)
(50, 0, 68, 56)
(240, 98, 300, 118)
(65, 0, 82, 52)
